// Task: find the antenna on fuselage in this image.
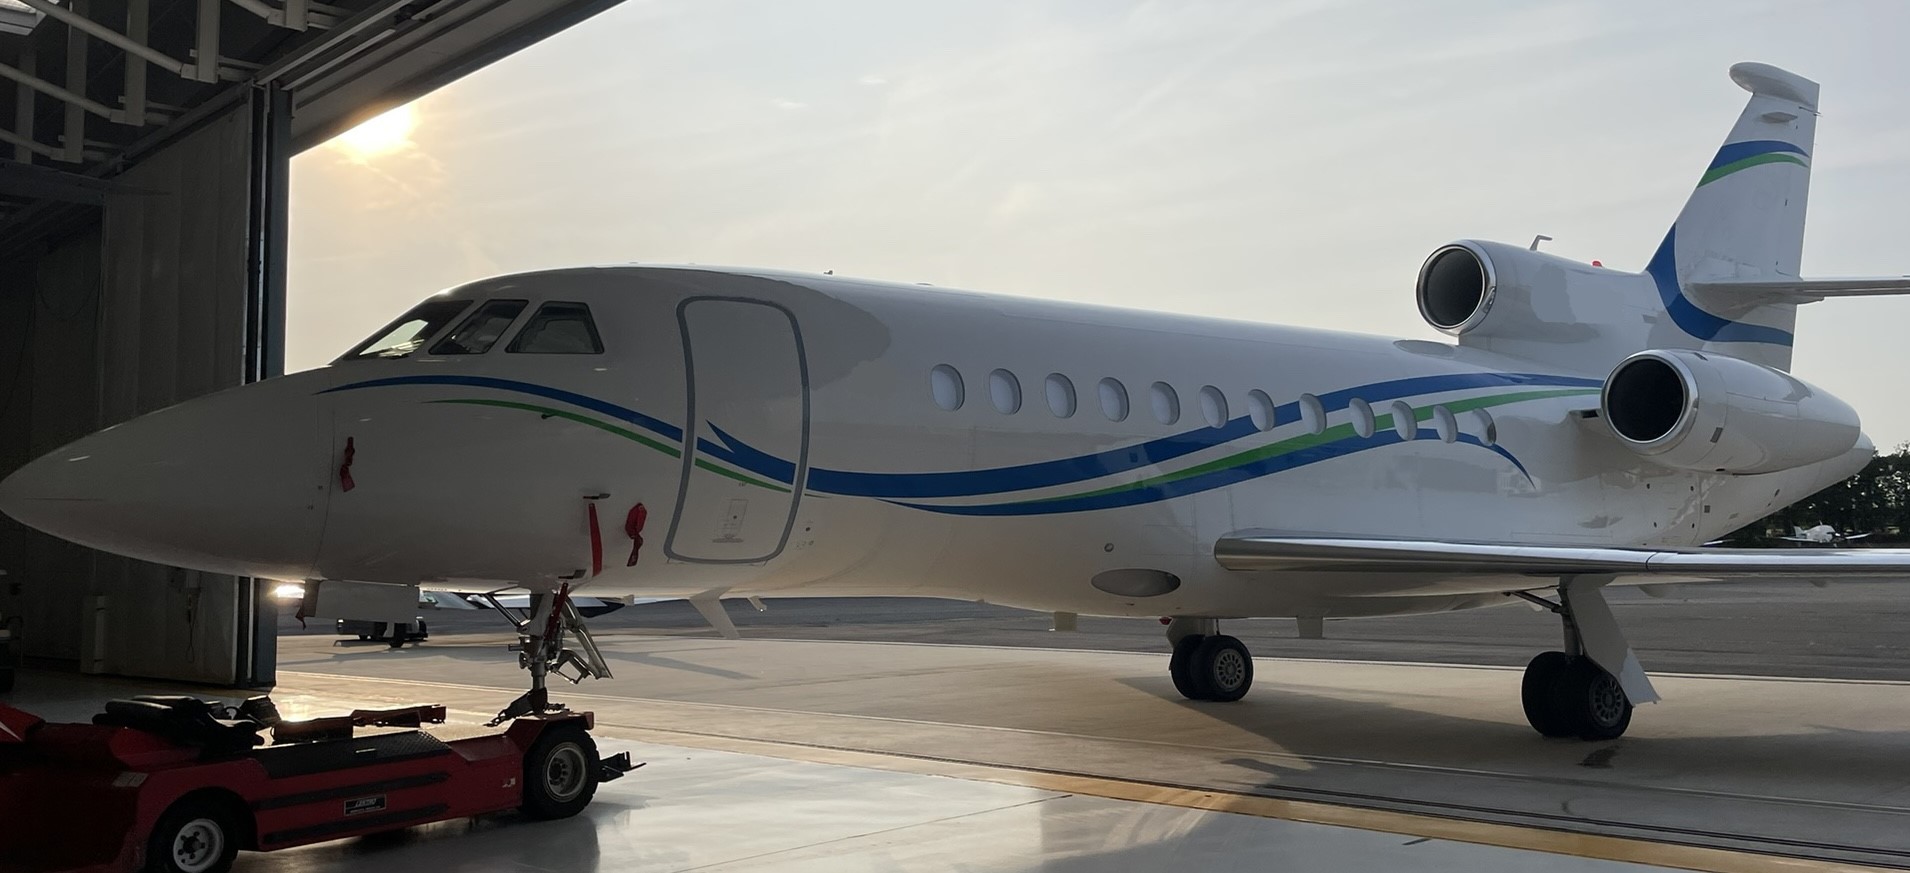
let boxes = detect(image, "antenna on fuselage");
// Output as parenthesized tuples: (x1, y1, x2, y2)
(1530, 234, 1553, 251)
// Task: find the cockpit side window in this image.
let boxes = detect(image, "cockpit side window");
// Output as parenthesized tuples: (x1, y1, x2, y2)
(430, 299, 529, 355)
(343, 299, 474, 360)
(507, 302, 604, 354)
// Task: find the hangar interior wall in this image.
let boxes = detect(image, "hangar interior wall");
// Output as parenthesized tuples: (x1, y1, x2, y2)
(0, 99, 275, 685)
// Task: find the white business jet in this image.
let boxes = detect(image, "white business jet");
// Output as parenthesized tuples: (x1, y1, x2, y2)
(5, 63, 1910, 741)
(1781, 524, 1872, 545)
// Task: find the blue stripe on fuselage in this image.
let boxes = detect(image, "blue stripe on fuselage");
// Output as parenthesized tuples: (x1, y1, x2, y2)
(1645, 228, 1796, 347)
(323, 374, 685, 441)
(696, 372, 1596, 499)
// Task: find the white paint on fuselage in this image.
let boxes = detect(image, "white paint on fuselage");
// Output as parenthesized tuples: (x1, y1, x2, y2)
(294, 265, 1866, 620)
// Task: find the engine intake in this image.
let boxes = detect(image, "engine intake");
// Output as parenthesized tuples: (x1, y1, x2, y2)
(1417, 244, 1495, 334)
(1599, 349, 1861, 474)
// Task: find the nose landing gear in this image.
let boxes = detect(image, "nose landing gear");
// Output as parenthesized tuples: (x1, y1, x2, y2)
(487, 584, 615, 727)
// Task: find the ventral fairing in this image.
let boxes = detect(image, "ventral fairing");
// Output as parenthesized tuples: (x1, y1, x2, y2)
(6, 63, 1909, 741)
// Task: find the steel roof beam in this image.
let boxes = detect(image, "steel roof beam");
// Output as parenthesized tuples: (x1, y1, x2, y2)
(18, 0, 202, 81)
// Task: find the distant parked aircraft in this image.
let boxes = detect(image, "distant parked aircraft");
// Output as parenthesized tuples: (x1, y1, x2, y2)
(1780, 524, 1872, 546)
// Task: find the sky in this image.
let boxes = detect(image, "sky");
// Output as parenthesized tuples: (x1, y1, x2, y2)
(287, 0, 1910, 444)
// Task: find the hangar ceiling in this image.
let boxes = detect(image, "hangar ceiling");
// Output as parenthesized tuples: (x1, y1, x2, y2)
(0, 0, 622, 251)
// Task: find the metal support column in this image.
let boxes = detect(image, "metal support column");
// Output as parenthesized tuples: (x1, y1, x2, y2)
(240, 82, 291, 687)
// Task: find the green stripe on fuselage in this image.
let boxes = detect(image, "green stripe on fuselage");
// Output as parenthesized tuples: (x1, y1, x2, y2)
(1026, 387, 1598, 504)
(428, 398, 790, 494)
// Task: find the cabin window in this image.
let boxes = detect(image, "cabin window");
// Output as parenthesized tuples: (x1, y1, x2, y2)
(1247, 389, 1276, 432)
(1473, 410, 1499, 447)
(345, 298, 472, 360)
(1299, 393, 1326, 435)
(1433, 405, 1458, 443)
(931, 365, 965, 411)
(1150, 382, 1180, 425)
(1099, 378, 1130, 422)
(1045, 373, 1077, 418)
(989, 369, 1023, 414)
(431, 299, 528, 355)
(1391, 401, 1417, 441)
(1350, 398, 1375, 438)
(1199, 386, 1228, 428)
(507, 302, 604, 354)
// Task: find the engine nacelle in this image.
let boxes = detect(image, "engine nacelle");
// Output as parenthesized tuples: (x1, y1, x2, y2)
(1415, 240, 1618, 339)
(1599, 349, 1860, 474)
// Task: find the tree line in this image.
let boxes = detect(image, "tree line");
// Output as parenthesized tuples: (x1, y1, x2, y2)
(1727, 444, 1910, 545)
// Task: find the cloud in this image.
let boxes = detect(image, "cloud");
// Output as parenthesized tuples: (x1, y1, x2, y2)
(772, 98, 808, 111)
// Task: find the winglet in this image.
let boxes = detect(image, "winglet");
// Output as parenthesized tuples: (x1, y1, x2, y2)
(1729, 62, 1819, 110)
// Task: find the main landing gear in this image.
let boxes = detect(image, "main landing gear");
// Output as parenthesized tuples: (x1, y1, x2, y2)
(1512, 582, 1642, 741)
(1166, 618, 1253, 702)
(487, 584, 615, 727)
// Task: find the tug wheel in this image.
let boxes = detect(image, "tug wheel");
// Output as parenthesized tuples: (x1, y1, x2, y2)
(145, 795, 240, 873)
(522, 724, 600, 820)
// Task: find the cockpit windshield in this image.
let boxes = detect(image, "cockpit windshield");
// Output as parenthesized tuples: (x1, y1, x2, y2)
(341, 299, 473, 360)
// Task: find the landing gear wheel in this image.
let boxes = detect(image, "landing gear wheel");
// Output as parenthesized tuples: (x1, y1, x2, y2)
(1169, 634, 1205, 700)
(1559, 658, 1632, 741)
(145, 796, 239, 873)
(1190, 635, 1254, 702)
(1521, 652, 1632, 740)
(522, 724, 600, 820)
(1521, 651, 1574, 737)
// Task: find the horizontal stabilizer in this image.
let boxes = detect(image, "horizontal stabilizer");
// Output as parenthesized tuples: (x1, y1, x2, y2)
(1217, 536, 1910, 585)
(1689, 276, 1910, 304)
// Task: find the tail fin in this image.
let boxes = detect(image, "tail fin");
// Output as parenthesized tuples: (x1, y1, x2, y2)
(1644, 62, 1818, 370)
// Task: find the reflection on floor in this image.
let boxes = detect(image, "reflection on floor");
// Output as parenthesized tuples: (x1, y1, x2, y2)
(245, 737, 1674, 873)
(25, 619, 1910, 872)
(5, 671, 1672, 873)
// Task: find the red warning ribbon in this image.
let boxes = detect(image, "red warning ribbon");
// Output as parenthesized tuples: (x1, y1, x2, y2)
(587, 502, 604, 578)
(625, 503, 647, 566)
(338, 437, 356, 493)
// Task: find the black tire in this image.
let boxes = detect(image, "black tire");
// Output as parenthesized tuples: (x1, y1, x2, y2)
(145, 795, 240, 873)
(521, 724, 600, 820)
(388, 623, 407, 649)
(1521, 651, 1575, 738)
(1169, 634, 1205, 700)
(1190, 635, 1254, 703)
(0, 667, 14, 694)
(370, 622, 388, 642)
(1559, 658, 1632, 741)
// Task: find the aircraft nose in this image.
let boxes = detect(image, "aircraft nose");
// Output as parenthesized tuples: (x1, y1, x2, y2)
(0, 373, 332, 579)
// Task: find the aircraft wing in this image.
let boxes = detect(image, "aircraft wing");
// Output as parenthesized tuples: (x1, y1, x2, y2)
(1845, 533, 1873, 541)
(1776, 535, 1812, 542)
(1214, 535, 1910, 594)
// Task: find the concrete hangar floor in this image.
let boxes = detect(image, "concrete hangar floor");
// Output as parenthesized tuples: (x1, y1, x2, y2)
(28, 584, 1910, 872)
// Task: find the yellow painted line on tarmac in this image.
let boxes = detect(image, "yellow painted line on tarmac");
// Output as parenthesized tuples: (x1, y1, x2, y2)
(274, 670, 1891, 873)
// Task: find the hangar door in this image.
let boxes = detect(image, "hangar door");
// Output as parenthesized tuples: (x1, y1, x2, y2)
(666, 298, 811, 564)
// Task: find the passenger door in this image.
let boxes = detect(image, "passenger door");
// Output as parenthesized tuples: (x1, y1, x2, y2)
(665, 297, 810, 564)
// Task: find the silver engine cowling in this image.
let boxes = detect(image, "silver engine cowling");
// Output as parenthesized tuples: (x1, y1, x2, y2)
(1599, 349, 1860, 474)
(1414, 240, 1625, 341)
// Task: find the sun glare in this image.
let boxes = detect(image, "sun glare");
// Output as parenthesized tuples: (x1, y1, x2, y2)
(335, 104, 416, 158)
